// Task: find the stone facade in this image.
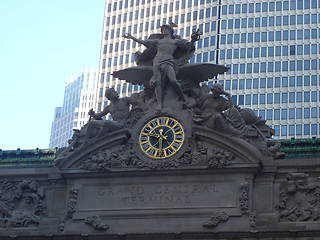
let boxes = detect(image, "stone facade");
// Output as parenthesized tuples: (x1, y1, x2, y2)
(0, 137, 319, 239)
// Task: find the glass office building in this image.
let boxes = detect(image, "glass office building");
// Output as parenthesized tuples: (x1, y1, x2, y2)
(98, 0, 320, 139)
(49, 68, 98, 148)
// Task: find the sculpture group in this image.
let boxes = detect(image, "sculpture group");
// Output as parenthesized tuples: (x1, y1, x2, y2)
(56, 23, 284, 163)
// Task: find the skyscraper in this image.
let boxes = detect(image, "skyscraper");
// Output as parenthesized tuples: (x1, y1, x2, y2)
(49, 68, 98, 148)
(98, 0, 320, 139)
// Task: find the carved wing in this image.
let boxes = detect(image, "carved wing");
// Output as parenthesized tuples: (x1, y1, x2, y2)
(112, 66, 153, 85)
(177, 63, 229, 83)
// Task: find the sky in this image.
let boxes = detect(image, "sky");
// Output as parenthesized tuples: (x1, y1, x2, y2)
(0, 0, 105, 150)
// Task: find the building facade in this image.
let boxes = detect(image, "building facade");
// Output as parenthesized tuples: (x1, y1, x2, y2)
(98, 0, 320, 139)
(49, 68, 98, 148)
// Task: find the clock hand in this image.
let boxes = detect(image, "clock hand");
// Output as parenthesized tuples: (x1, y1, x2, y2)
(159, 137, 163, 151)
(148, 132, 160, 138)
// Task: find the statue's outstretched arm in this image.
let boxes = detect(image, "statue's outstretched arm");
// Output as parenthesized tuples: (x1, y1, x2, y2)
(123, 33, 154, 48)
(89, 106, 110, 120)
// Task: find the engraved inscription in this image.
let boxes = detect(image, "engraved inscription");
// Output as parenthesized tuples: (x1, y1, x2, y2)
(79, 182, 236, 211)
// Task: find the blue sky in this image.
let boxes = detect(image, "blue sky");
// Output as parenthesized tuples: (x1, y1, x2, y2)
(0, 0, 105, 150)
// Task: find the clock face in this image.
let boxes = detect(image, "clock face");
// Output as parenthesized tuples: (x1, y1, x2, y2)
(139, 116, 185, 159)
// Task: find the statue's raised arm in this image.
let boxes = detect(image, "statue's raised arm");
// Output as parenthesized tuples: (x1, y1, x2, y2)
(123, 33, 155, 48)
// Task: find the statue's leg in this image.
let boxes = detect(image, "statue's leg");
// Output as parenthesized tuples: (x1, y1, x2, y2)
(96, 121, 123, 138)
(152, 70, 162, 109)
(84, 121, 103, 140)
(166, 67, 187, 102)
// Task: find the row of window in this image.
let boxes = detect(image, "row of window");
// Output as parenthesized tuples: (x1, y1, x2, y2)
(219, 44, 320, 60)
(222, 0, 319, 15)
(262, 107, 320, 120)
(221, 14, 320, 30)
(221, 76, 319, 90)
(223, 60, 319, 75)
(220, 29, 319, 46)
(231, 92, 319, 106)
(106, 0, 212, 13)
(273, 124, 319, 137)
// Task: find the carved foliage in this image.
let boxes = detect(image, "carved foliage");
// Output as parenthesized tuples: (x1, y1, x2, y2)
(0, 180, 47, 228)
(276, 173, 320, 222)
(239, 181, 256, 229)
(85, 215, 109, 231)
(202, 212, 229, 228)
(81, 146, 130, 171)
(59, 188, 78, 231)
(81, 137, 234, 171)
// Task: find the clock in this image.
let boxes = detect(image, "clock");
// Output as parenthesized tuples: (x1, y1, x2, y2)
(139, 116, 185, 159)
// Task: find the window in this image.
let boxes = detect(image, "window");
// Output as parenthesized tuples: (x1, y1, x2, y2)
(253, 78, 259, 88)
(289, 108, 295, 119)
(304, 108, 311, 118)
(304, 124, 310, 135)
(246, 79, 252, 89)
(289, 76, 295, 86)
(289, 92, 295, 102)
(245, 95, 251, 105)
(296, 125, 302, 136)
(274, 109, 280, 120)
(297, 108, 302, 118)
(267, 93, 273, 104)
(289, 125, 295, 136)
(282, 93, 288, 103)
(281, 125, 287, 136)
(281, 109, 288, 119)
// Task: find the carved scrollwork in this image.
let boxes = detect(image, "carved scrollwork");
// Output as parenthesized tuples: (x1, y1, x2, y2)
(0, 180, 47, 228)
(276, 173, 320, 222)
(59, 188, 78, 231)
(85, 215, 109, 231)
(202, 212, 229, 228)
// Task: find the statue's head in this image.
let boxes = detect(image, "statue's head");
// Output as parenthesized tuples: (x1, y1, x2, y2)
(161, 24, 175, 36)
(105, 88, 119, 100)
(211, 83, 224, 94)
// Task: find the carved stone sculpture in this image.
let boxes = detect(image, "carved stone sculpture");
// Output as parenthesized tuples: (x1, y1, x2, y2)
(0, 180, 47, 228)
(59, 188, 78, 231)
(276, 173, 320, 222)
(85, 216, 109, 231)
(202, 212, 229, 228)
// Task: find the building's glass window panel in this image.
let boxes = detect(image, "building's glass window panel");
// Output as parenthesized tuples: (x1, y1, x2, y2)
(304, 92, 310, 102)
(297, 92, 303, 102)
(304, 124, 310, 135)
(296, 125, 302, 136)
(253, 78, 259, 89)
(311, 91, 318, 102)
(311, 124, 318, 135)
(267, 93, 273, 104)
(296, 108, 302, 118)
(282, 92, 288, 103)
(245, 95, 251, 105)
(311, 107, 318, 118)
(289, 108, 295, 119)
(282, 109, 288, 119)
(289, 92, 295, 103)
(274, 125, 280, 136)
(267, 110, 273, 120)
(267, 78, 273, 88)
(289, 125, 295, 136)
(274, 109, 280, 120)
(304, 108, 311, 118)
(275, 93, 280, 103)
(260, 94, 266, 104)
(253, 94, 258, 104)
(281, 125, 287, 136)
(246, 79, 252, 89)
